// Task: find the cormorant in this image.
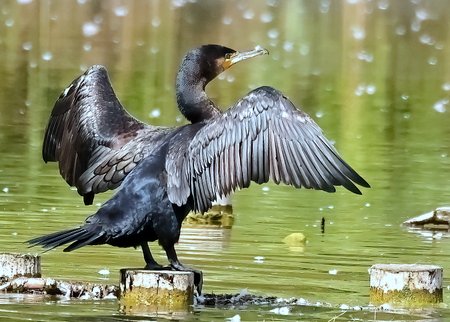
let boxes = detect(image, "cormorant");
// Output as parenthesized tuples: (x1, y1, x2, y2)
(28, 44, 370, 292)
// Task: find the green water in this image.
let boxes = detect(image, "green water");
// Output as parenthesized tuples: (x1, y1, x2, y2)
(0, 0, 449, 320)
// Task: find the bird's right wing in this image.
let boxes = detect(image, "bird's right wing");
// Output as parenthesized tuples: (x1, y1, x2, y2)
(167, 86, 370, 213)
(43, 65, 157, 204)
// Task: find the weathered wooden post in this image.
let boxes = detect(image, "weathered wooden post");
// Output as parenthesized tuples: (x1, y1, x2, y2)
(119, 269, 195, 314)
(369, 264, 443, 306)
(0, 253, 41, 279)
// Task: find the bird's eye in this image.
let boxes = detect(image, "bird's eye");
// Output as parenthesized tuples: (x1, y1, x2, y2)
(224, 53, 233, 60)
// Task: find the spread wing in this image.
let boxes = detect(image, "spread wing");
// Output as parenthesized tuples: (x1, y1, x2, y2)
(43, 65, 163, 205)
(166, 86, 370, 213)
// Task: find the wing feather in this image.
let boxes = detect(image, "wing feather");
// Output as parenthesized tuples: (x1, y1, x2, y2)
(167, 86, 370, 213)
(43, 65, 167, 204)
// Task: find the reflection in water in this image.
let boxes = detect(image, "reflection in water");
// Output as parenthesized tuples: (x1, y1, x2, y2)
(0, 0, 450, 321)
(180, 226, 232, 252)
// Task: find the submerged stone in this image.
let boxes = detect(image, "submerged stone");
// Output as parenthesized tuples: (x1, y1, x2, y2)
(282, 232, 306, 246)
(403, 207, 450, 230)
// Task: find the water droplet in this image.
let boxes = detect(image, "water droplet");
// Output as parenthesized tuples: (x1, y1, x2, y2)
(329, 269, 338, 275)
(419, 34, 434, 46)
(403, 113, 411, 119)
(434, 42, 444, 50)
(299, 44, 309, 56)
(77, 0, 87, 4)
(260, 12, 273, 23)
(351, 26, 365, 40)
(114, 5, 128, 17)
(315, 111, 324, 118)
(366, 84, 376, 95)
(411, 19, 421, 32)
(149, 109, 161, 118)
(433, 99, 448, 113)
(357, 50, 373, 62)
(2, 187, 9, 193)
(262, 186, 270, 192)
(320, 0, 330, 13)
(377, 0, 389, 10)
(355, 84, 365, 96)
(401, 94, 409, 101)
(152, 17, 160, 28)
(355, 83, 376, 96)
(226, 75, 235, 83)
(442, 82, 450, 91)
(427, 56, 437, 65)
(17, 0, 33, 4)
(5, 18, 14, 27)
(98, 268, 110, 276)
(83, 43, 92, 51)
(267, 28, 279, 39)
(222, 16, 232, 25)
(93, 15, 103, 24)
(82, 22, 100, 37)
(243, 9, 254, 20)
(365, 202, 371, 207)
(283, 41, 293, 52)
(22, 42, 32, 51)
(415, 8, 429, 21)
(41, 51, 53, 61)
(253, 256, 264, 264)
(395, 25, 406, 36)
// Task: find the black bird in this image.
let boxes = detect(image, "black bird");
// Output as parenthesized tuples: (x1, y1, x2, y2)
(29, 44, 369, 289)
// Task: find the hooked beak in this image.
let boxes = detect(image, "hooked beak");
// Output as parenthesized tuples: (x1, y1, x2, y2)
(222, 46, 269, 70)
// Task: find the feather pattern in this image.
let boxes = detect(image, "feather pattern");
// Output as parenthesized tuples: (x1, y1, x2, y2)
(42, 65, 169, 204)
(166, 86, 369, 213)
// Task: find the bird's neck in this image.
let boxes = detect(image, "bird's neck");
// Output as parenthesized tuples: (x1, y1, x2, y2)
(176, 69, 221, 124)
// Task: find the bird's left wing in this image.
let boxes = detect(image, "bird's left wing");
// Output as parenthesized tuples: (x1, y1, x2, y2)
(166, 86, 370, 213)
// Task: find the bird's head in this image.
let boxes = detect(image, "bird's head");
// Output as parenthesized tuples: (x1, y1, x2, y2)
(176, 44, 269, 123)
(198, 44, 269, 83)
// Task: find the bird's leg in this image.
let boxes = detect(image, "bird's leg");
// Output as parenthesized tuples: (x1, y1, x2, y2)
(141, 242, 164, 270)
(164, 244, 203, 294)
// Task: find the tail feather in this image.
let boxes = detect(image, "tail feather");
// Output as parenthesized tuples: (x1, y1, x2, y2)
(27, 226, 105, 252)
